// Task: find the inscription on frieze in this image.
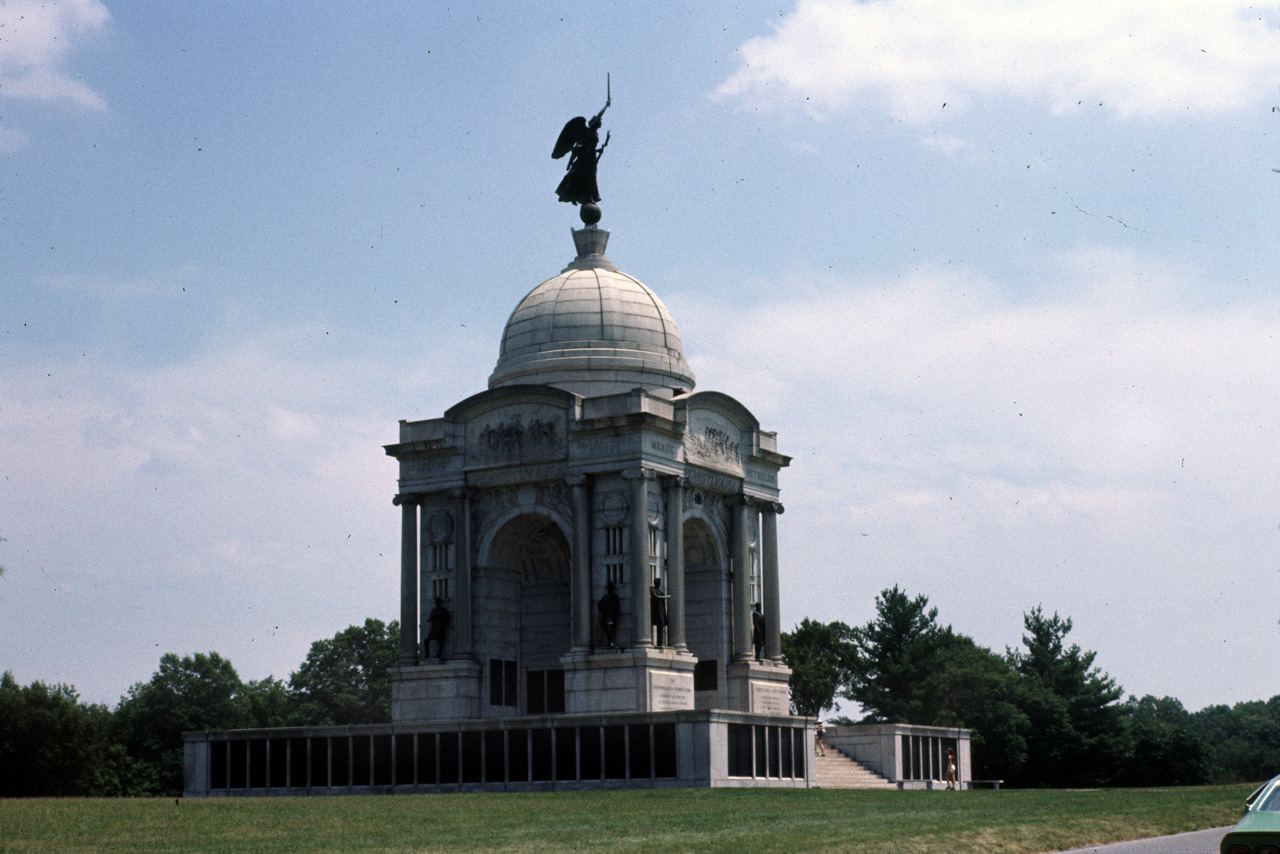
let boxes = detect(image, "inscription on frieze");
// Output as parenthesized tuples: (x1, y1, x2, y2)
(402, 455, 459, 480)
(745, 464, 778, 488)
(687, 466, 739, 494)
(646, 438, 679, 457)
(573, 435, 627, 459)
(467, 462, 568, 488)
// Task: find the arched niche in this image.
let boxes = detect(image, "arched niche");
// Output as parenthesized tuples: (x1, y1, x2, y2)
(683, 515, 729, 703)
(485, 514, 572, 712)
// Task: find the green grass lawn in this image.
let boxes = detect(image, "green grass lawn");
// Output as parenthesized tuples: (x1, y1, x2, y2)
(0, 785, 1251, 854)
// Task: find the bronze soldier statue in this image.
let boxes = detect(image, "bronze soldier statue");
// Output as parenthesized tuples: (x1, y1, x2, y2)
(751, 602, 766, 660)
(597, 581, 621, 650)
(650, 578, 670, 647)
(423, 597, 452, 659)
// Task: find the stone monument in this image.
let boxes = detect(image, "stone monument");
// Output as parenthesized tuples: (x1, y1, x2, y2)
(182, 98, 813, 795)
(386, 219, 793, 720)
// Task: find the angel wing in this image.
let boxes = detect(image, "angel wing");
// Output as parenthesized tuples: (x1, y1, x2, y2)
(552, 116, 589, 159)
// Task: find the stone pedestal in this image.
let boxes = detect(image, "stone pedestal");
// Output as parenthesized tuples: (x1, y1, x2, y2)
(391, 660, 483, 721)
(561, 648, 697, 714)
(725, 659, 792, 715)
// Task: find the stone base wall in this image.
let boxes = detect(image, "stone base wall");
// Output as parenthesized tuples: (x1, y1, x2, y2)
(182, 710, 812, 797)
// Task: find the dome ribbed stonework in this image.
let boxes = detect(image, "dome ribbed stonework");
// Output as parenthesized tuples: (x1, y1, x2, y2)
(488, 227, 696, 397)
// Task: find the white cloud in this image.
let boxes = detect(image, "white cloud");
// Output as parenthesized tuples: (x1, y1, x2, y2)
(671, 247, 1280, 708)
(0, 0, 110, 110)
(717, 0, 1280, 123)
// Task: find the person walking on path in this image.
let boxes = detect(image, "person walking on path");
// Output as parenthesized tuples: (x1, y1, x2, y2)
(945, 748, 957, 790)
(815, 720, 826, 757)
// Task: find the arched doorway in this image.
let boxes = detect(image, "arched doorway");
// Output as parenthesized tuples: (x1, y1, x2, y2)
(683, 517, 729, 709)
(487, 514, 571, 714)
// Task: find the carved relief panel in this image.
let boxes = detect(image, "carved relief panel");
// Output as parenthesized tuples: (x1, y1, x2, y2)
(684, 408, 745, 477)
(465, 403, 568, 468)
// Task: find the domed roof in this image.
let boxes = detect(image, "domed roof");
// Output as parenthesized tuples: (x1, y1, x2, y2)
(489, 227, 696, 397)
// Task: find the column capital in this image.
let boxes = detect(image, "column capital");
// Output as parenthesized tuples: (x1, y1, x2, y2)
(564, 474, 588, 488)
(393, 493, 420, 507)
(763, 501, 784, 515)
(730, 493, 758, 508)
(660, 474, 690, 489)
(621, 467, 656, 482)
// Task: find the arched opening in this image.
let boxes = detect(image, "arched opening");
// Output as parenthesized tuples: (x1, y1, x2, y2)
(487, 514, 571, 714)
(684, 516, 729, 708)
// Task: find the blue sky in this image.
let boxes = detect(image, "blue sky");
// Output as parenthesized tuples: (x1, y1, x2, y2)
(2, 0, 1279, 715)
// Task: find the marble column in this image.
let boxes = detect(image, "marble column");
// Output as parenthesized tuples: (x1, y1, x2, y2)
(663, 476, 688, 651)
(393, 493, 419, 665)
(731, 495, 755, 661)
(448, 488, 473, 659)
(624, 468, 654, 649)
(762, 502, 784, 662)
(566, 474, 592, 652)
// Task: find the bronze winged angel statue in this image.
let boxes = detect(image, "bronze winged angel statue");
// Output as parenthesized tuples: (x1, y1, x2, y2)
(553, 81, 611, 209)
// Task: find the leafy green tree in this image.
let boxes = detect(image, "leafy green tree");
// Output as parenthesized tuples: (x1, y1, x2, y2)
(1190, 696, 1280, 783)
(112, 652, 254, 795)
(288, 618, 399, 725)
(1116, 695, 1209, 786)
(918, 638, 1032, 782)
(782, 618, 858, 718)
(843, 586, 961, 723)
(1008, 607, 1125, 787)
(0, 671, 149, 796)
(244, 676, 304, 728)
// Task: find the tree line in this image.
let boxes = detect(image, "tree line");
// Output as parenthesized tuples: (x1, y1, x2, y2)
(4, 596, 1277, 796)
(1, 618, 399, 797)
(783, 585, 1279, 787)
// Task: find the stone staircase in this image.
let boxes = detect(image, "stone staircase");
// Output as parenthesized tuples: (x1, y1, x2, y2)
(812, 748, 897, 789)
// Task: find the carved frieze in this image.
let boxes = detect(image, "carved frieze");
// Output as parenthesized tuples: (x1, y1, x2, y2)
(466, 404, 567, 467)
(684, 409, 746, 477)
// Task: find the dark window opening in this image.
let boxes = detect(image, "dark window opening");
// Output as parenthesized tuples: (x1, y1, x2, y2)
(288, 738, 307, 788)
(394, 734, 415, 785)
(579, 726, 602, 780)
(439, 732, 459, 784)
(210, 741, 228, 790)
(694, 660, 718, 691)
(462, 731, 482, 783)
(604, 725, 627, 779)
(531, 728, 553, 781)
(728, 724, 752, 777)
(485, 730, 506, 783)
(629, 724, 652, 779)
(509, 729, 529, 782)
(309, 737, 329, 787)
(373, 734, 393, 786)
